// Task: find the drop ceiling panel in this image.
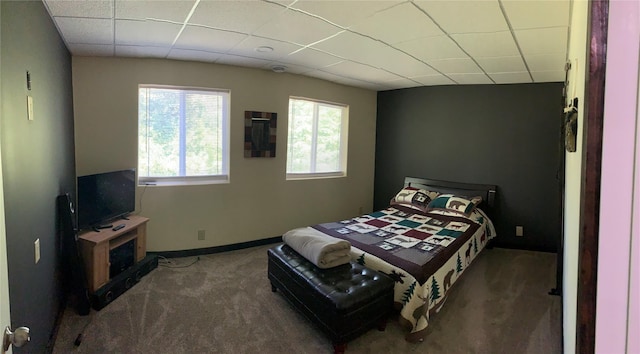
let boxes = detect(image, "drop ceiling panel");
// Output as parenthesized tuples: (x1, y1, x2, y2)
(252, 9, 342, 46)
(531, 70, 565, 82)
(337, 80, 382, 91)
(414, 0, 508, 33)
(189, 0, 285, 34)
(44, 0, 571, 90)
(281, 48, 344, 69)
(114, 0, 195, 22)
(115, 45, 171, 58)
(447, 73, 493, 85)
(525, 53, 567, 72)
(325, 61, 402, 82)
(306, 70, 379, 90)
(411, 74, 455, 86)
(173, 26, 246, 52)
(452, 31, 519, 57)
(44, 0, 113, 18)
(476, 56, 527, 73)
(67, 44, 114, 56)
(311, 31, 387, 64)
(502, 0, 571, 30)
(364, 48, 438, 78)
(227, 36, 302, 61)
(515, 27, 568, 55)
(289, 1, 401, 28)
(381, 78, 423, 90)
(350, 2, 443, 44)
(395, 35, 467, 61)
(489, 72, 533, 84)
(115, 19, 182, 46)
(55, 17, 113, 44)
(215, 54, 271, 69)
(427, 58, 482, 74)
(167, 49, 221, 62)
(305, 69, 350, 82)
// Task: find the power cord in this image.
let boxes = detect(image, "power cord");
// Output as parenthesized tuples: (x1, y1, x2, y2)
(158, 256, 200, 268)
(73, 312, 93, 347)
(135, 184, 149, 215)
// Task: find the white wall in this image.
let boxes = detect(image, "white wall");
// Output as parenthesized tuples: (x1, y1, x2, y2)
(72, 57, 377, 251)
(563, 1, 589, 353)
(596, 1, 640, 352)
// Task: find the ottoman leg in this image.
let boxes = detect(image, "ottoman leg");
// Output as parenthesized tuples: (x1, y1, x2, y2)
(333, 342, 347, 354)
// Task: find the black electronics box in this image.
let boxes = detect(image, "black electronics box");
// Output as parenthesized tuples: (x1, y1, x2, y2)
(91, 254, 158, 310)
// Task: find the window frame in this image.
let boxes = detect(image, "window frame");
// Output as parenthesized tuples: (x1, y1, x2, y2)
(286, 96, 349, 180)
(137, 84, 231, 186)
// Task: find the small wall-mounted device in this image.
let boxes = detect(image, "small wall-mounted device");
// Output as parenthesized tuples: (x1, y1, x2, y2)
(26, 71, 31, 91)
(27, 95, 34, 121)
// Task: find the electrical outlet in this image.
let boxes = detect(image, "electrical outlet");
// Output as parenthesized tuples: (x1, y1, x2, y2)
(34, 238, 40, 264)
(197, 230, 206, 241)
(515, 226, 524, 237)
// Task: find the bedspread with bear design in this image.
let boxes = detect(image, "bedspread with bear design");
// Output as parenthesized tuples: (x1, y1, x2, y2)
(309, 205, 495, 341)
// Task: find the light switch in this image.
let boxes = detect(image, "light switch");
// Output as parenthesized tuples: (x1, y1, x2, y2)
(27, 95, 34, 121)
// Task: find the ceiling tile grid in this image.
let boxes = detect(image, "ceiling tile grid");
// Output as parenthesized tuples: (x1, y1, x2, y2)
(167, 48, 222, 63)
(173, 26, 247, 53)
(251, 8, 343, 46)
(189, 0, 285, 34)
(114, 19, 182, 47)
(289, 0, 402, 29)
(348, 2, 444, 45)
(280, 48, 344, 70)
(43, 0, 571, 90)
(114, 0, 196, 22)
(395, 35, 468, 61)
(414, 0, 509, 34)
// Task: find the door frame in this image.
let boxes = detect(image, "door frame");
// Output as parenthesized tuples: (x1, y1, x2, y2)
(576, 0, 609, 353)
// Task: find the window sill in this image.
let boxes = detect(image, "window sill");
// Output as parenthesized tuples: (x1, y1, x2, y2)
(138, 175, 229, 186)
(286, 172, 346, 180)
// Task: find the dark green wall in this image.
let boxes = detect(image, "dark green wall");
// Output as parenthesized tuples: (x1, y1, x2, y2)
(1, 1, 75, 352)
(375, 83, 563, 251)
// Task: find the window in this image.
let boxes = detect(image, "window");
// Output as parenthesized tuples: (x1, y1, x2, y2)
(138, 85, 229, 185)
(286, 97, 348, 179)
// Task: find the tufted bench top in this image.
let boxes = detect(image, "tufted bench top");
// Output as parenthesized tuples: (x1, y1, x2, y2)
(268, 244, 394, 312)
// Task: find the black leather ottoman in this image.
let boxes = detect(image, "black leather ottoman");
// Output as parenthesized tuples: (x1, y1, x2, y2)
(267, 244, 394, 353)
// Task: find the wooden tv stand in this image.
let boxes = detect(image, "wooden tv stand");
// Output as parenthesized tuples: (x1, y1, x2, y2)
(78, 215, 149, 293)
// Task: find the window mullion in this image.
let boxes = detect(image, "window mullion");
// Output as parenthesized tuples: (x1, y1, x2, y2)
(311, 102, 319, 173)
(145, 88, 150, 176)
(179, 91, 187, 176)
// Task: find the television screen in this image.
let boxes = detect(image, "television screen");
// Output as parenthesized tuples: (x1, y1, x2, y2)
(77, 169, 136, 230)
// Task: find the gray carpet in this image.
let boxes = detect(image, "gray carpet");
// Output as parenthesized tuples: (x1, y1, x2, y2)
(53, 244, 561, 354)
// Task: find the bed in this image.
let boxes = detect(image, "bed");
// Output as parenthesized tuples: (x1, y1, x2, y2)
(283, 177, 497, 342)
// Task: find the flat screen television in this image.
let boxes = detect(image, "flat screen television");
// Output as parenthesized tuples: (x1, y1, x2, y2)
(77, 169, 136, 230)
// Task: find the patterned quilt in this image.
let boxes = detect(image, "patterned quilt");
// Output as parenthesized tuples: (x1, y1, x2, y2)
(311, 205, 496, 342)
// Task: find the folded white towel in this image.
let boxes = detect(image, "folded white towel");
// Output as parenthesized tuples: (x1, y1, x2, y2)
(282, 227, 352, 269)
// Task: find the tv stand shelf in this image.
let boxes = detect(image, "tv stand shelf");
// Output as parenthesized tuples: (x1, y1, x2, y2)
(78, 215, 149, 293)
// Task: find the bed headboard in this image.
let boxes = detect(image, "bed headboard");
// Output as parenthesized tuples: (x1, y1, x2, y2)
(403, 177, 498, 210)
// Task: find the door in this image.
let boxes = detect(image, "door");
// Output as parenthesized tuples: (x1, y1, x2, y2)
(0, 138, 12, 353)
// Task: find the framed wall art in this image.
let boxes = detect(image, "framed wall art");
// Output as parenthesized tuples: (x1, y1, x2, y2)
(244, 111, 277, 158)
